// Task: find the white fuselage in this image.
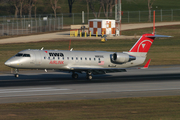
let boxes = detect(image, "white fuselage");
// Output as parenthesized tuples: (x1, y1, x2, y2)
(5, 49, 146, 70)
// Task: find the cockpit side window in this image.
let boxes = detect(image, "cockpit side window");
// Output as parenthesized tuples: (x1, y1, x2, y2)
(15, 53, 23, 57)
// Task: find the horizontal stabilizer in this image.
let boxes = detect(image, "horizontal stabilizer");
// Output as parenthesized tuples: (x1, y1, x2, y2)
(146, 35, 172, 38)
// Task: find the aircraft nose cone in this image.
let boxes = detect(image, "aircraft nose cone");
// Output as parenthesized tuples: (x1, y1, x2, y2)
(4, 60, 11, 66)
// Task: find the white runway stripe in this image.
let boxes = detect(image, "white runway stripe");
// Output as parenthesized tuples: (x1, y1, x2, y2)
(0, 87, 70, 94)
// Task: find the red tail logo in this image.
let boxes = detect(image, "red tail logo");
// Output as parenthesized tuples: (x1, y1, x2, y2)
(129, 34, 155, 53)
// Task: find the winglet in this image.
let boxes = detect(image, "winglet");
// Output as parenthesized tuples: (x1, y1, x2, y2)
(142, 59, 151, 69)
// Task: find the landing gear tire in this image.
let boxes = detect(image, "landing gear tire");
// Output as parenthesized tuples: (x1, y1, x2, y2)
(87, 75, 92, 80)
(15, 74, 19, 78)
(72, 73, 78, 79)
(86, 71, 92, 80)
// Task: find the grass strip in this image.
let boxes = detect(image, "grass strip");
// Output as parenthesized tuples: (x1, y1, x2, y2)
(0, 96, 180, 120)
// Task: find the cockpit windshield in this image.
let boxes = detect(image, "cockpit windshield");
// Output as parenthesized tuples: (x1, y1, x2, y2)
(23, 54, 31, 57)
(15, 53, 31, 57)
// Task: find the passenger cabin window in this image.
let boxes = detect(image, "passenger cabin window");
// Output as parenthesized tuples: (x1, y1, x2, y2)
(72, 57, 73, 60)
(67, 57, 69, 60)
(85, 58, 87, 60)
(80, 57, 82, 60)
(94, 58, 96, 61)
(89, 58, 91, 60)
(76, 57, 78, 60)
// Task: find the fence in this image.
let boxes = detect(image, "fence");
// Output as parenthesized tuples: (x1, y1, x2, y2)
(61, 9, 180, 25)
(0, 17, 62, 36)
(0, 9, 180, 36)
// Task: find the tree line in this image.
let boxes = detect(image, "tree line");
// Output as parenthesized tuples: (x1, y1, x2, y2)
(86, 0, 155, 22)
(0, 0, 155, 22)
(85, 0, 155, 22)
(0, 0, 75, 18)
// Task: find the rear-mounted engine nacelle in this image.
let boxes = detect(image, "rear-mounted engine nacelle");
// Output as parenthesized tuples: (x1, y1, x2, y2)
(111, 53, 136, 64)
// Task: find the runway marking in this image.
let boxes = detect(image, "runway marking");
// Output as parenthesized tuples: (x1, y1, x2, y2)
(0, 87, 70, 94)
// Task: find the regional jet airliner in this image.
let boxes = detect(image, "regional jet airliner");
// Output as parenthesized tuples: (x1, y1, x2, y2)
(4, 33, 170, 79)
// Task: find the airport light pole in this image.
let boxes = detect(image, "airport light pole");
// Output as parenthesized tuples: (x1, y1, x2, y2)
(115, 0, 121, 36)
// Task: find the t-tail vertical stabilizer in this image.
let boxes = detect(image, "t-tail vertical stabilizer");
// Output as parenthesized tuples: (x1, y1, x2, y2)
(127, 34, 171, 57)
(129, 34, 155, 53)
(123, 33, 171, 66)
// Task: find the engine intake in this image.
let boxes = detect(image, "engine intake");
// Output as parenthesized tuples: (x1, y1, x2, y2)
(111, 53, 136, 64)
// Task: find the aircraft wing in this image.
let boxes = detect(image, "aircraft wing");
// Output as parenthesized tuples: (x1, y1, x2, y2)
(69, 67, 126, 75)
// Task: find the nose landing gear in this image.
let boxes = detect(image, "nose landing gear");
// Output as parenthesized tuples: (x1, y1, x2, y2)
(14, 69, 19, 78)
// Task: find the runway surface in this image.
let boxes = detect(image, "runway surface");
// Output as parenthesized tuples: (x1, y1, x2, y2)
(0, 65, 180, 103)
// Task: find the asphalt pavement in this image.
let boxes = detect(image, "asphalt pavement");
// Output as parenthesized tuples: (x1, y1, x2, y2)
(0, 65, 180, 103)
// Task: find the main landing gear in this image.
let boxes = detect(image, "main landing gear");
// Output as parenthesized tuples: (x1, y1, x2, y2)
(86, 71, 92, 80)
(14, 69, 19, 78)
(72, 72, 78, 79)
(71, 71, 93, 80)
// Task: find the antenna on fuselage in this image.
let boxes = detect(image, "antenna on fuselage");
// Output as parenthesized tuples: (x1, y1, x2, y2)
(41, 47, 44, 50)
(70, 48, 73, 51)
